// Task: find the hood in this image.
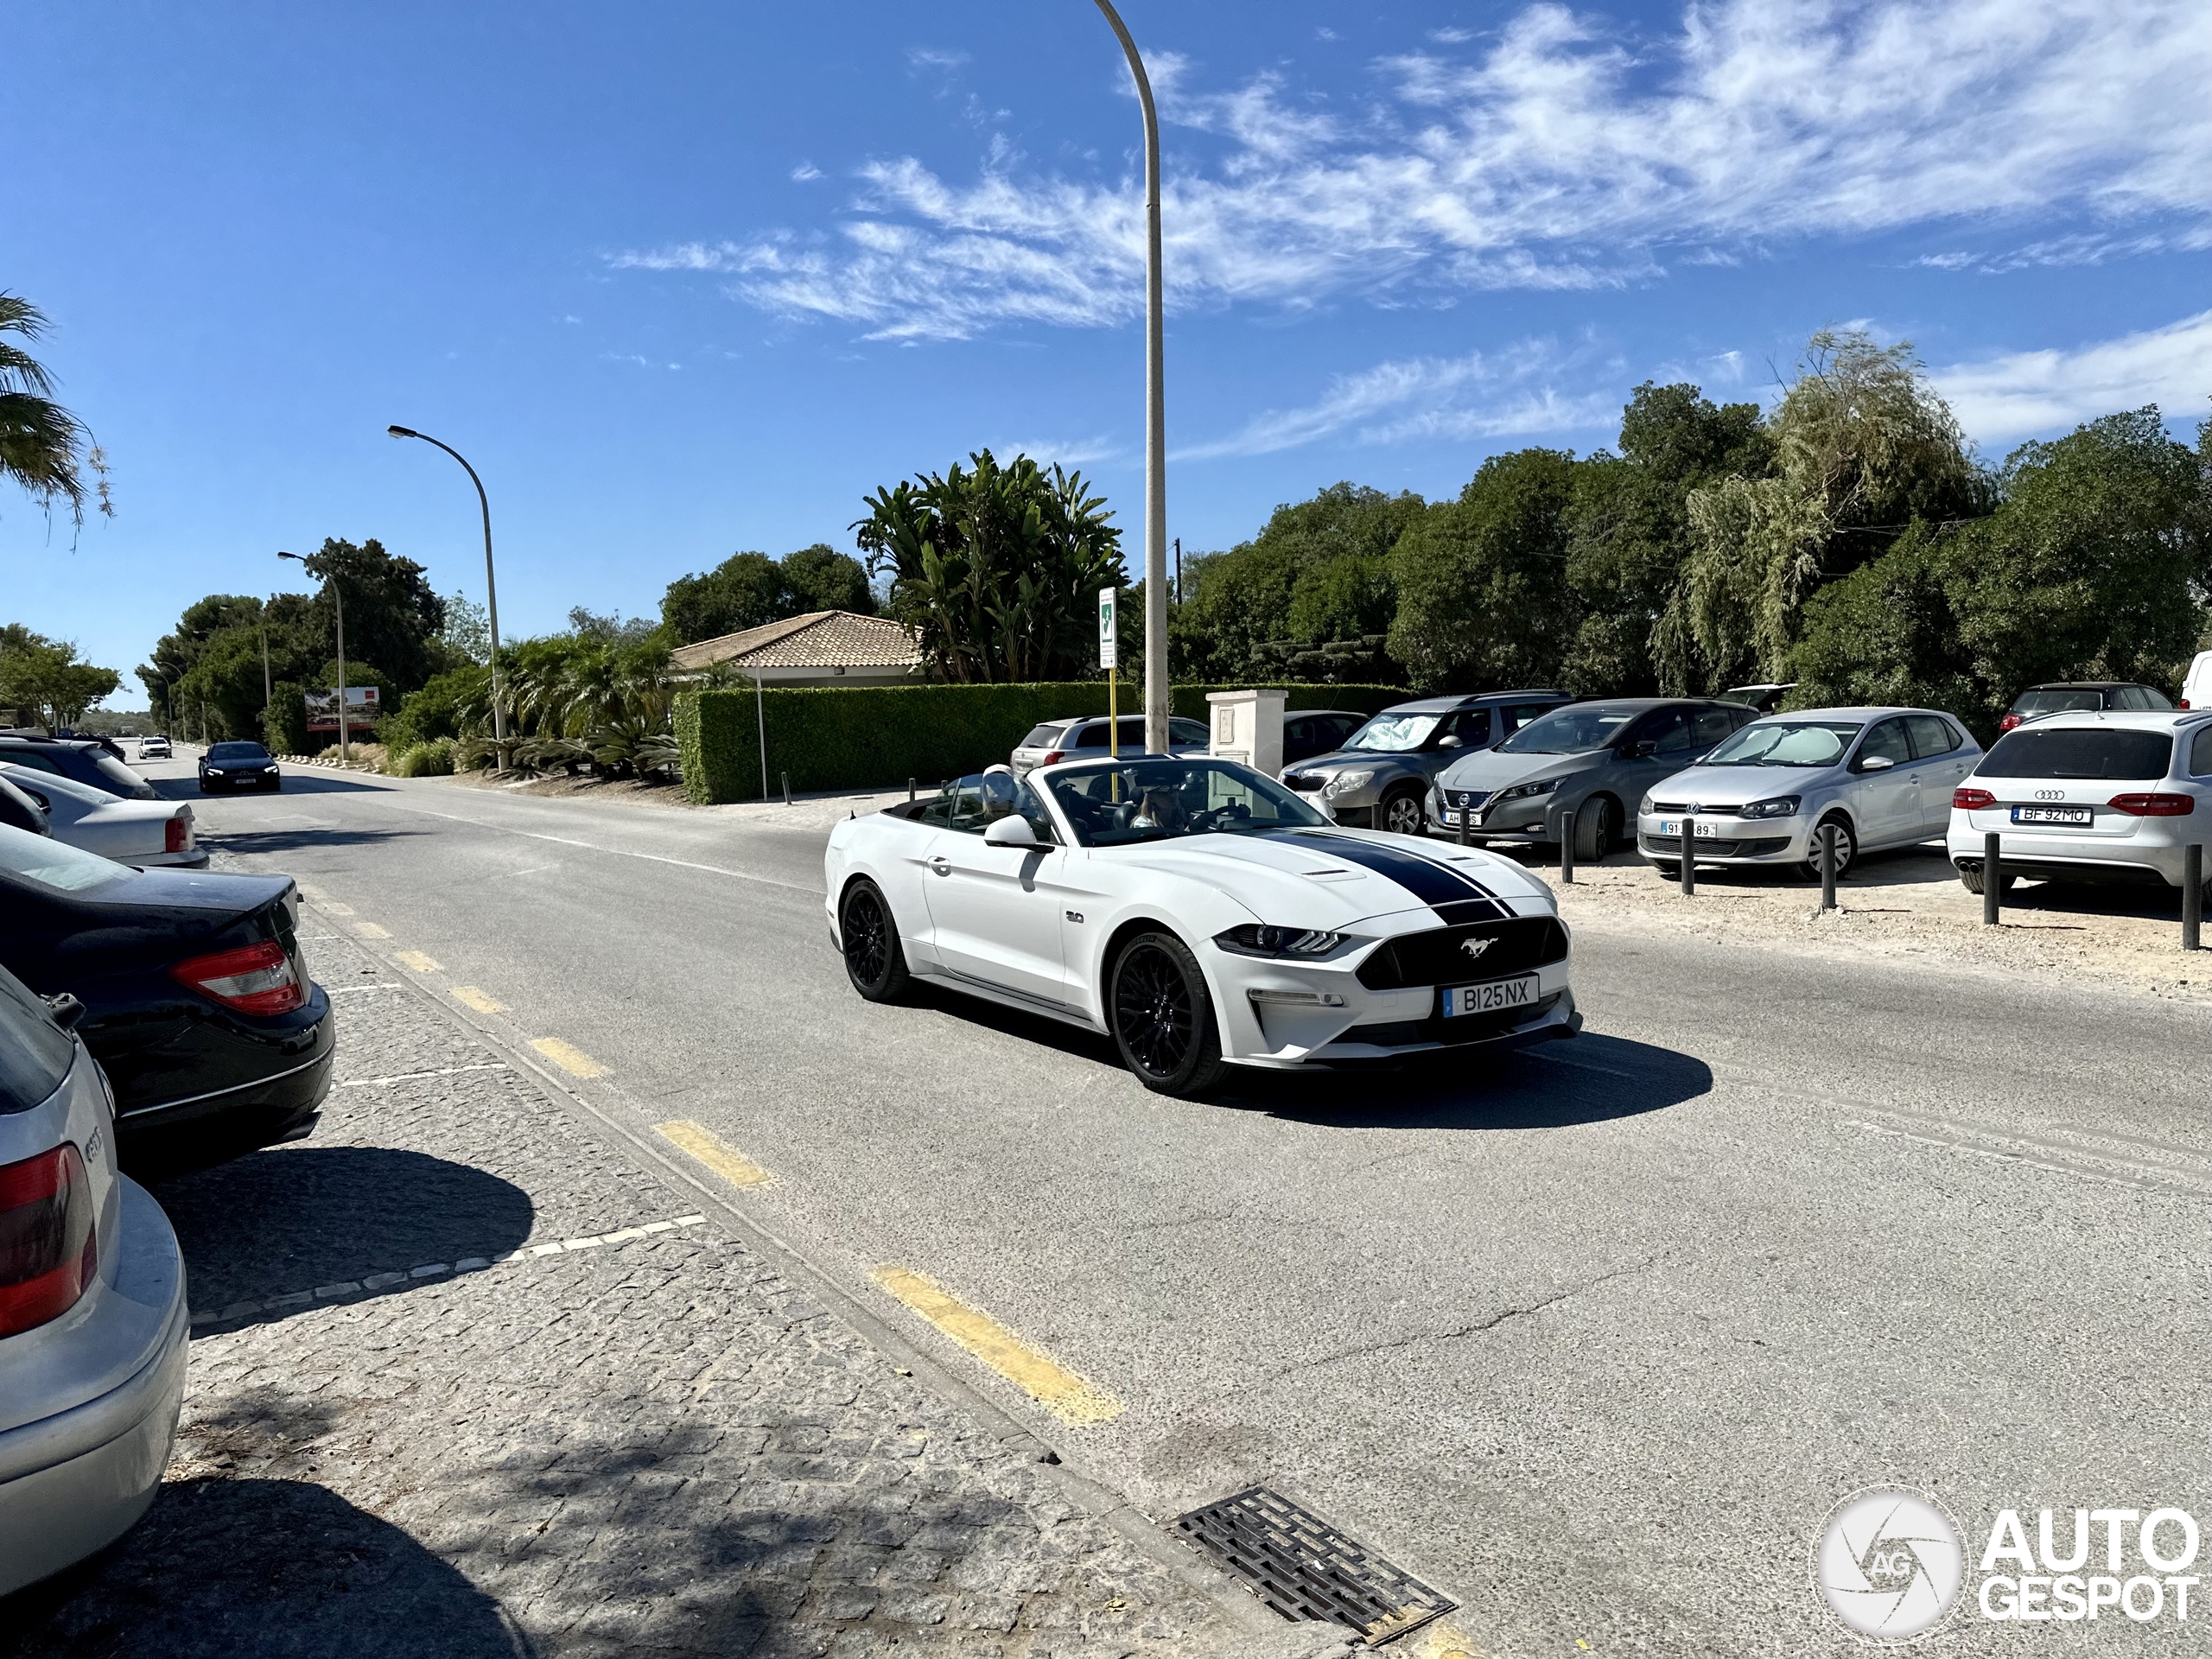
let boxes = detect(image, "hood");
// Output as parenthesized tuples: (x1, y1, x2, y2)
(1437, 747, 1602, 792)
(1282, 748, 1409, 776)
(1643, 764, 1828, 809)
(1101, 827, 1554, 927)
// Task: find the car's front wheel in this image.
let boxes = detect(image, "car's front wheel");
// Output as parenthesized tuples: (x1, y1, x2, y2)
(839, 879, 912, 1002)
(1109, 931, 1225, 1098)
(1572, 796, 1615, 861)
(1802, 813, 1857, 881)
(1378, 786, 1426, 836)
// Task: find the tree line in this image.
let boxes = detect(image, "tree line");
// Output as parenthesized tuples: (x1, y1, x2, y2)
(1147, 331, 2212, 741)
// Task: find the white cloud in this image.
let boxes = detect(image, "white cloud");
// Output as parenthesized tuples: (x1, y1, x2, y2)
(1178, 339, 1615, 460)
(1933, 309, 2212, 443)
(614, 0, 2212, 340)
(994, 435, 1122, 467)
(907, 48, 969, 71)
(791, 162, 823, 182)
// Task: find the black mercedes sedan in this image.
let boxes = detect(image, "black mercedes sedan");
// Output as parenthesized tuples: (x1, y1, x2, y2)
(0, 823, 333, 1168)
(199, 740, 282, 793)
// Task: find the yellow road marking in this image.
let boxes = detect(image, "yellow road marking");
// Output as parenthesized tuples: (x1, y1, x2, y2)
(394, 950, 441, 973)
(870, 1265, 1122, 1425)
(352, 921, 390, 939)
(655, 1120, 773, 1189)
(450, 986, 506, 1014)
(531, 1037, 607, 1077)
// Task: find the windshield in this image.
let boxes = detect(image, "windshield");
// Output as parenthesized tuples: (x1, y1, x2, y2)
(1702, 721, 1863, 768)
(1343, 712, 1441, 753)
(1499, 704, 1637, 755)
(1980, 728, 2173, 781)
(1044, 759, 1326, 847)
(0, 822, 129, 893)
(2012, 690, 2105, 717)
(208, 742, 270, 761)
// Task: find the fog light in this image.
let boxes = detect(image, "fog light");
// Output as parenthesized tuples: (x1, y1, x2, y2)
(1246, 989, 1346, 1007)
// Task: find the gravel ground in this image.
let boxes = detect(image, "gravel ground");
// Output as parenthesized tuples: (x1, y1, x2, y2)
(6, 930, 1257, 1659)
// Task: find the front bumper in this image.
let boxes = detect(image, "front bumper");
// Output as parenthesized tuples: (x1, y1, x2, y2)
(1636, 810, 1805, 864)
(0, 1177, 189, 1596)
(1431, 785, 1561, 842)
(1209, 920, 1575, 1068)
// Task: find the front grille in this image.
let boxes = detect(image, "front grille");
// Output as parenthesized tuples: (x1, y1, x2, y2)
(1356, 916, 1568, 991)
(1651, 801, 1744, 815)
(1446, 789, 1491, 810)
(1283, 773, 1324, 792)
(1641, 835, 1790, 857)
(1341, 992, 1562, 1049)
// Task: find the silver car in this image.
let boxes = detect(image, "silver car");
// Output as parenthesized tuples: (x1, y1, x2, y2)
(1637, 706, 1981, 878)
(1010, 715, 1211, 778)
(1281, 691, 1571, 835)
(0, 962, 188, 1596)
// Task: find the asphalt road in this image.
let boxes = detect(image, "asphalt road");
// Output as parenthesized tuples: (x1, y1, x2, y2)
(151, 758, 2212, 1656)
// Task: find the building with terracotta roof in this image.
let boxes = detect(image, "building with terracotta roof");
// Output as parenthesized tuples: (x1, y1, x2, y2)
(667, 610, 923, 686)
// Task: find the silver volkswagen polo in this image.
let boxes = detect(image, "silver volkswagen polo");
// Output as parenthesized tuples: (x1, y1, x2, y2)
(1635, 706, 1981, 878)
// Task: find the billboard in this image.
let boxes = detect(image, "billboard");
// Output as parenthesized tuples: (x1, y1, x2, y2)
(304, 685, 379, 733)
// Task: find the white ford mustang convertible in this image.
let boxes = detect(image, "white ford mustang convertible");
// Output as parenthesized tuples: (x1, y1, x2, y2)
(823, 755, 1578, 1096)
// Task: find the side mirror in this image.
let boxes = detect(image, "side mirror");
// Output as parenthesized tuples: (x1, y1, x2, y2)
(45, 992, 85, 1031)
(982, 815, 1040, 848)
(1626, 740, 1658, 759)
(1858, 754, 1896, 772)
(1437, 735, 1462, 748)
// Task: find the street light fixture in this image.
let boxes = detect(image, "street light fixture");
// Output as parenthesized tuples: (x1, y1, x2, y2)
(1090, 0, 1168, 755)
(278, 550, 351, 761)
(387, 425, 505, 745)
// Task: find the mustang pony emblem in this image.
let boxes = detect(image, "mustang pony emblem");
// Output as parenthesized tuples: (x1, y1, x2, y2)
(1460, 938, 1494, 961)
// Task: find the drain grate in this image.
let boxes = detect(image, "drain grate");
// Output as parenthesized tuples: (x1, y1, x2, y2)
(1172, 1487, 1455, 1644)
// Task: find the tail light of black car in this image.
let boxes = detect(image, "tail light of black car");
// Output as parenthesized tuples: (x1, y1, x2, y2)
(0, 1143, 98, 1339)
(170, 938, 307, 1016)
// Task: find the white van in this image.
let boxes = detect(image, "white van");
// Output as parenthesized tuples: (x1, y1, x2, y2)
(2183, 651, 2212, 710)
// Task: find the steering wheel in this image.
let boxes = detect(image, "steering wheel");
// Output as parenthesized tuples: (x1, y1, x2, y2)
(1189, 802, 1251, 833)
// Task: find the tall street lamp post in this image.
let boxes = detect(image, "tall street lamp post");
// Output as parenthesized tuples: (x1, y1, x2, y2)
(278, 551, 351, 761)
(388, 426, 505, 745)
(1090, 0, 1167, 754)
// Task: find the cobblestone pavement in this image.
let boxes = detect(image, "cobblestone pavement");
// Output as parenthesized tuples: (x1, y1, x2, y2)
(9, 933, 1268, 1659)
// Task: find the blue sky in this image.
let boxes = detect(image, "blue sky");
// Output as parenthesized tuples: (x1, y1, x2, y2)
(8, 0, 2211, 699)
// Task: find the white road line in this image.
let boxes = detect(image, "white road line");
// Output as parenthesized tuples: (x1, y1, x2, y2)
(188, 1213, 710, 1325)
(324, 982, 402, 997)
(359, 798, 821, 893)
(340, 1062, 512, 1088)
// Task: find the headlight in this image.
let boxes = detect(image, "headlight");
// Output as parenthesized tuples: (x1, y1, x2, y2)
(1496, 778, 1560, 803)
(1639, 793, 1655, 815)
(1321, 769, 1375, 797)
(1214, 925, 1346, 958)
(1742, 795, 1802, 819)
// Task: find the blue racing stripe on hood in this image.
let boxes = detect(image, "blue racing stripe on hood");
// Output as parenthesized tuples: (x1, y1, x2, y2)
(1258, 829, 1509, 921)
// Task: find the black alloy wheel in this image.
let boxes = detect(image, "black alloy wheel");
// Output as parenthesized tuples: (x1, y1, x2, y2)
(840, 879, 912, 1002)
(1573, 795, 1614, 862)
(1379, 786, 1427, 836)
(1109, 931, 1225, 1097)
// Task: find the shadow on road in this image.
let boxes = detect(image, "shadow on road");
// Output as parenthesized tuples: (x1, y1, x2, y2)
(4, 1477, 534, 1659)
(1216, 1031, 1712, 1128)
(205, 823, 423, 856)
(149, 770, 394, 803)
(145, 1144, 535, 1314)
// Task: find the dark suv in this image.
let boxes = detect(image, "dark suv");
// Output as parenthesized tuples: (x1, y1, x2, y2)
(1999, 682, 2172, 733)
(1279, 690, 1574, 834)
(0, 735, 157, 800)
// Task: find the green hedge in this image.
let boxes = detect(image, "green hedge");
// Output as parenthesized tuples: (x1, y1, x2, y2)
(675, 681, 1408, 804)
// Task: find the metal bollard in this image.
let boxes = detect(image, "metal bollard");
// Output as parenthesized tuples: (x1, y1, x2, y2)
(2186, 843, 2203, 951)
(1983, 830, 2001, 925)
(907, 777, 916, 804)
(1679, 816, 1696, 895)
(781, 770, 791, 807)
(1457, 804, 1469, 847)
(1819, 824, 1837, 911)
(1560, 810, 1576, 884)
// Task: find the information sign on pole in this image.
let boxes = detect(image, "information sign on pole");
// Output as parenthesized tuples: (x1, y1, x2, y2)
(1098, 588, 1117, 671)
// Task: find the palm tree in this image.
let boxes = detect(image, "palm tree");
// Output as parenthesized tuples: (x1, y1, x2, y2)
(0, 294, 111, 524)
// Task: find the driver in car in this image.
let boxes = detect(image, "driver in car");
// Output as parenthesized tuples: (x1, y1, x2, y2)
(1129, 785, 1187, 833)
